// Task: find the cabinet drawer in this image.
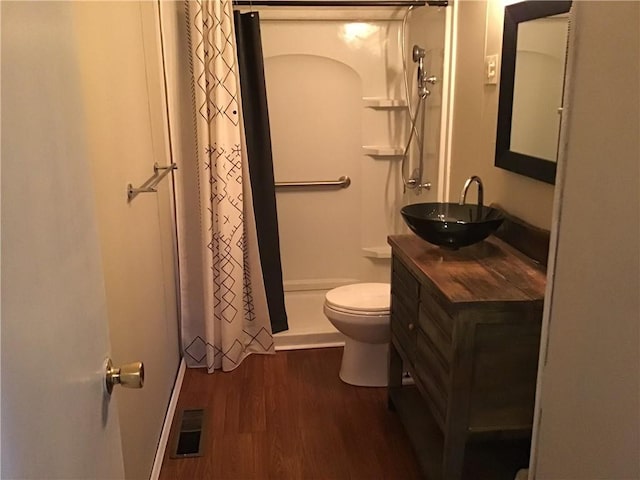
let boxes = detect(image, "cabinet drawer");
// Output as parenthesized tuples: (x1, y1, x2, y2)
(392, 257, 419, 300)
(418, 307, 453, 367)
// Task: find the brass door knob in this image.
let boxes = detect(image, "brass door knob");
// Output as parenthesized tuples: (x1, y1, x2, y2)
(408, 323, 415, 331)
(105, 358, 144, 394)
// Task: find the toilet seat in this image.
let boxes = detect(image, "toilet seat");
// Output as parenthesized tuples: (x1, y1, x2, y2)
(325, 283, 390, 315)
(325, 304, 389, 316)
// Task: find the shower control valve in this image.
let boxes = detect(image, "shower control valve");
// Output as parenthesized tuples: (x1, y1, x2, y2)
(417, 182, 432, 192)
(426, 75, 438, 85)
(405, 179, 432, 193)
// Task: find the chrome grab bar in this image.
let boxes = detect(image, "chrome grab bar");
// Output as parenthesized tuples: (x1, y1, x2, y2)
(127, 163, 178, 201)
(275, 176, 351, 190)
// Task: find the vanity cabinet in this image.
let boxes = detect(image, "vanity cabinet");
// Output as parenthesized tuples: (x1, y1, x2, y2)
(388, 234, 546, 480)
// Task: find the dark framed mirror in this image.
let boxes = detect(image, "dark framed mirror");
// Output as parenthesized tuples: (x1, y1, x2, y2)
(495, 1, 572, 184)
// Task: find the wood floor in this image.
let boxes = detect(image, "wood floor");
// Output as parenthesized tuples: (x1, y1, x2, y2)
(159, 348, 422, 479)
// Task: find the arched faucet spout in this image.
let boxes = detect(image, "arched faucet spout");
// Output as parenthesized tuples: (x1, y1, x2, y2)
(459, 176, 484, 207)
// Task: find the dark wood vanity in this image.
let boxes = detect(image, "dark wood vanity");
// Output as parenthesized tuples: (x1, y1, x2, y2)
(387, 233, 547, 480)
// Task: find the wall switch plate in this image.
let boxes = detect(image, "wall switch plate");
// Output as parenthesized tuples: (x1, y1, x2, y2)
(485, 54, 499, 85)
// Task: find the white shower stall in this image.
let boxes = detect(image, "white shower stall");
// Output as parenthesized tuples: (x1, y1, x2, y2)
(257, 6, 452, 349)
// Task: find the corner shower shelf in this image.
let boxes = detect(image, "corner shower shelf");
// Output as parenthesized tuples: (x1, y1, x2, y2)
(362, 97, 408, 109)
(362, 246, 392, 259)
(363, 146, 404, 157)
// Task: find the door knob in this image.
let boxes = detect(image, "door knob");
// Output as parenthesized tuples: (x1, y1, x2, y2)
(105, 358, 144, 394)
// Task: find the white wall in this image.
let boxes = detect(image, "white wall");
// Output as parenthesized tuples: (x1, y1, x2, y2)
(449, 0, 555, 229)
(407, 5, 448, 200)
(73, 3, 180, 479)
(531, 2, 640, 478)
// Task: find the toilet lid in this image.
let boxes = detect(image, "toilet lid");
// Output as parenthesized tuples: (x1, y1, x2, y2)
(325, 283, 391, 313)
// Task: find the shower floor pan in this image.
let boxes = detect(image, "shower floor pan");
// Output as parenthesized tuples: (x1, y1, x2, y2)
(274, 289, 345, 351)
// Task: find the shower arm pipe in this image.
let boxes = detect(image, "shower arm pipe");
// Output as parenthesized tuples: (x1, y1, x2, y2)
(274, 176, 351, 190)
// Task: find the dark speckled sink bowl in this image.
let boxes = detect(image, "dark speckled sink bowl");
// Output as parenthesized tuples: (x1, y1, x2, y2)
(401, 203, 504, 249)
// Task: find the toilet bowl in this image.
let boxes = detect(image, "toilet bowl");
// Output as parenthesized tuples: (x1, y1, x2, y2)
(323, 283, 390, 387)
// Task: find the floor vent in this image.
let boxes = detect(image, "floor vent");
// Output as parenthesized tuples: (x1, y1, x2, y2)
(170, 408, 206, 458)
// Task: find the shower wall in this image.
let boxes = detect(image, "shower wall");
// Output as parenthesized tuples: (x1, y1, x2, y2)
(405, 6, 449, 200)
(257, 7, 448, 348)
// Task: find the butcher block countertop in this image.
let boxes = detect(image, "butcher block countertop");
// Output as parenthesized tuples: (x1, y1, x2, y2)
(388, 234, 546, 308)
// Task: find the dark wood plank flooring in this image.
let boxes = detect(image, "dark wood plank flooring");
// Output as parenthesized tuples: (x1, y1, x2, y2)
(159, 348, 422, 479)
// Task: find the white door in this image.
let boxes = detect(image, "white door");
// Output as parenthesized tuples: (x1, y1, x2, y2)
(1, 2, 127, 478)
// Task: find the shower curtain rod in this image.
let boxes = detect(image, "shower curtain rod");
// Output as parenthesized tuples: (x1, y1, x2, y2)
(233, 0, 448, 7)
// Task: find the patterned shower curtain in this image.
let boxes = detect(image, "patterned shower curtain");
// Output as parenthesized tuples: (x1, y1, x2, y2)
(179, 0, 275, 372)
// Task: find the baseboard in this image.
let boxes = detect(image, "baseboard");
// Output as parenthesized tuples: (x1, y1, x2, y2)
(150, 357, 186, 480)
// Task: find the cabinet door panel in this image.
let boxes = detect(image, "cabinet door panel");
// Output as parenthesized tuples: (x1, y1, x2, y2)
(416, 330, 450, 394)
(418, 307, 452, 365)
(391, 294, 417, 361)
(392, 257, 420, 299)
(413, 361, 447, 425)
(420, 289, 454, 340)
(468, 322, 541, 431)
(392, 294, 417, 330)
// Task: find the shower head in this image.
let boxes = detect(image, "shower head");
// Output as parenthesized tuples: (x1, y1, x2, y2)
(413, 44, 427, 95)
(412, 45, 426, 63)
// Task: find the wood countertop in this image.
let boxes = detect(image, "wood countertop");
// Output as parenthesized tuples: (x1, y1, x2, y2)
(388, 234, 546, 307)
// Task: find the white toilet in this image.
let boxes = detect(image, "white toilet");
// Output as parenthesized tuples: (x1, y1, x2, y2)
(323, 283, 391, 387)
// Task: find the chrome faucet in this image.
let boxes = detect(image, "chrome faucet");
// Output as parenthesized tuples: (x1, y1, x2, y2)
(459, 176, 484, 207)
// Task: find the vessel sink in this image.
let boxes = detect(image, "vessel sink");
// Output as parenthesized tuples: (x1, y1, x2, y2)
(400, 203, 504, 249)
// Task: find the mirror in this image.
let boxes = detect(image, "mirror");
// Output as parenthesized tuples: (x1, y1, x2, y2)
(495, 1, 571, 184)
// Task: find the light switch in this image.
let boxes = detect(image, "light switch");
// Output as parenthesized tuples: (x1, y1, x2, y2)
(485, 54, 499, 85)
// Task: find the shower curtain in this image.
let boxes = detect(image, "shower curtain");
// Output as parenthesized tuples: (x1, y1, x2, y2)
(176, 0, 283, 372)
(234, 11, 288, 334)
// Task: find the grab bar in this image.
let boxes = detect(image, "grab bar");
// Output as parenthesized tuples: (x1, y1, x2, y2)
(127, 163, 178, 201)
(275, 176, 351, 190)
